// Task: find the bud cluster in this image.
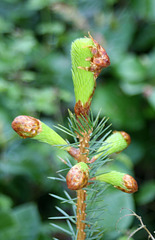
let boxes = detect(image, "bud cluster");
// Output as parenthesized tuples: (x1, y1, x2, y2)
(11, 32, 139, 240)
(11, 33, 138, 196)
(65, 129, 138, 193)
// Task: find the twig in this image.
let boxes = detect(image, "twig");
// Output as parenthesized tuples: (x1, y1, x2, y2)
(117, 208, 155, 240)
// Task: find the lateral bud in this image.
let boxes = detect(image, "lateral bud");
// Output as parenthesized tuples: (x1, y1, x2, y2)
(91, 131, 131, 161)
(12, 115, 70, 150)
(94, 171, 138, 193)
(66, 162, 89, 190)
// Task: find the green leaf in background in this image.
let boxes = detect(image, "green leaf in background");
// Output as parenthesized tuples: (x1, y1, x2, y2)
(131, 0, 155, 21)
(37, 22, 65, 35)
(131, 24, 155, 52)
(0, 40, 25, 74)
(120, 82, 145, 96)
(23, 87, 60, 115)
(146, 87, 155, 110)
(114, 54, 146, 83)
(0, 203, 49, 240)
(146, 51, 155, 80)
(118, 237, 134, 240)
(92, 187, 135, 240)
(0, 211, 16, 231)
(103, 11, 136, 62)
(136, 180, 155, 205)
(26, 0, 53, 11)
(0, 16, 13, 33)
(0, 194, 13, 210)
(12, 203, 41, 240)
(92, 82, 145, 130)
(20, 71, 36, 82)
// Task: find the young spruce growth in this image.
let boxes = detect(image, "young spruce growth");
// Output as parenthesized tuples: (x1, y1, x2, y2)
(12, 32, 138, 240)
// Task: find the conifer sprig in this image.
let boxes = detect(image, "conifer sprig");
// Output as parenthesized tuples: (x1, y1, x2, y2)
(11, 32, 138, 240)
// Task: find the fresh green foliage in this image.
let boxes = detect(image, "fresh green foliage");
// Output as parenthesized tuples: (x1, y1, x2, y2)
(95, 131, 130, 158)
(34, 121, 70, 149)
(71, 38, 95, 105)
(136, 180, 155, 205)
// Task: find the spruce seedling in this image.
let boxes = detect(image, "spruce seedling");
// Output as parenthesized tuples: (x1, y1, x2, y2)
(12, 32, 138, 240)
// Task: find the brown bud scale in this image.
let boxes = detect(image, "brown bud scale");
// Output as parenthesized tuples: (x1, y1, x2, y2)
(74, 100, 90, 118)
(115, 174, 138, 193)
(12, 115, 42, 138)
(120, 131, 131, 146)
(68, 147, 81, 160)
(66, 164, 89, 190)
(78, 32, 110, 79)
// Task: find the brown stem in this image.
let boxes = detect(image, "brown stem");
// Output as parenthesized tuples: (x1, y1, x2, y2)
(76, 189, 87, 240)
(76, 131, 90, 240)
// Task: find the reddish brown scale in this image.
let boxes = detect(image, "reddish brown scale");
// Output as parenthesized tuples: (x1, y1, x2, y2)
(74, 100, 90, 118)
(68, 147, 81, 161)
(12, 115, 42, 138)
(66, 164, 89, 190)
(78, 32, 110, 79)
(120, 131, 131, 146)
(115, 174, 138, 193)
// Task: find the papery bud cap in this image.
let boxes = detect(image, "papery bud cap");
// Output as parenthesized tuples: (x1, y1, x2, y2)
(66, 162, 89, 190)
(118, 174, 138, 193)
(12, 115, 42, 138)
(119, 131, 131, 146)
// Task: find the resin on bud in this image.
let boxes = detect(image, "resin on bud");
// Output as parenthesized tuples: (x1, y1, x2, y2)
(12, 115, 70, 150)
(91, 131, 131, 161)
(94, 171, 138, 193)
(66, 162, 89, 190)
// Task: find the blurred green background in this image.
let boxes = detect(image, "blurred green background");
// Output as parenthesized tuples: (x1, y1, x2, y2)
(0, 0, 155, 239)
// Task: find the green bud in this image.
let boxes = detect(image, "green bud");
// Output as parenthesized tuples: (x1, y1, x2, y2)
(95, 131, 131, 159)
(71, 33, 110, 117)
(71, 36, 96, 117)
(71, 37, 95, 106)
(66, 162, 89, 190)
(12, 115, 70, 150)
(95, 171, 138, 193)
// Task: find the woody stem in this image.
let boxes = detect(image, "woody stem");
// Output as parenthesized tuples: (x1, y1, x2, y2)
(76, 132, 90, 240)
